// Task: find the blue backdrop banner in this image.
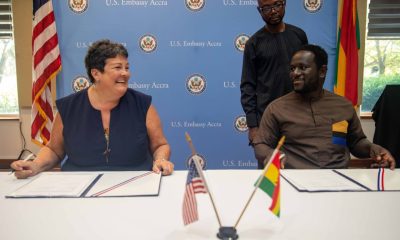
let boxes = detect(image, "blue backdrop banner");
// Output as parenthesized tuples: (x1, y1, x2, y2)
(53, 0, 337, 170)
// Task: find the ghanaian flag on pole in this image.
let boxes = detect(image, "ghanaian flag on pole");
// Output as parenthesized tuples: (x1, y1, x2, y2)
(234, 137, 285, 227)
(258, 151, 281, 217)
(334, 0, 361, 106)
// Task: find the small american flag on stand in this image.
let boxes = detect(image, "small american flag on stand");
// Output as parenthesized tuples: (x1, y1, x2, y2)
(182, 156, 207, 225)
(377, 168, 385, 191)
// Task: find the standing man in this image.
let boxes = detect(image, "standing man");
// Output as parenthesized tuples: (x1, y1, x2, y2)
(254, 44, 396, 169)
(240, 0, 308, 165)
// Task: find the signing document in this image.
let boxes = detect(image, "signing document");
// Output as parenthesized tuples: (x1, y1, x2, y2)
(6, 171, 161, 198)
(281, 169, 367, 192)
(335, 169, 400, 191)
(86, 171, 162, 197)
(6, 172, 99, 198)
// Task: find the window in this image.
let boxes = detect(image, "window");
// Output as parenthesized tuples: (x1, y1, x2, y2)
(362, 0, 400, 113)
(0, 0, 18, 117)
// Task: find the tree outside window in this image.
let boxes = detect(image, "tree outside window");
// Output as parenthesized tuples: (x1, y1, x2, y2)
(362, 0, 400, 113)
(362, 39, 400, 112)
(0, 38, 18, 115)
(0, 0, 18, 117)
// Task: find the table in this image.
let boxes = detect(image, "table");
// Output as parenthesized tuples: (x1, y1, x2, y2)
(0, 170, 398, 240)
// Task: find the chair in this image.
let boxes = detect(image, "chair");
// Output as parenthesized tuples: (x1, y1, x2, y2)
(348, 158, 374, 168)
(0, 159, 14, 171)
(372, 84, 400, 168)
(0, 159, 60, 172)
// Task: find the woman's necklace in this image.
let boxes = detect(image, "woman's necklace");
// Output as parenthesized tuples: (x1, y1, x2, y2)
(103, 128, 111, 163)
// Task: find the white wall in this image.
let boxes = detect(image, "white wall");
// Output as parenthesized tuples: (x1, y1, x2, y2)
(0, 108, 41, 159)
(360, 118, 375, 142)
(0, 111, 376, 160)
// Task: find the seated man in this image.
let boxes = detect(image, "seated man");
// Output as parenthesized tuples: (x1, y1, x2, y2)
(254, 44, 396, 169)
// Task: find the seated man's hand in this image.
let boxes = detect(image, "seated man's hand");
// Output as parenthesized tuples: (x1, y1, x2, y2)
(10, 160, 40, 179)
(263, 152, 286, 169)
(279, 153, 287, 169)
(152, 159, 174, 176)
(370, 144, 396, 170)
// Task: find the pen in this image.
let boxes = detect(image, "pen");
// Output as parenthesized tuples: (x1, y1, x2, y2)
(10, 153, 35, 175)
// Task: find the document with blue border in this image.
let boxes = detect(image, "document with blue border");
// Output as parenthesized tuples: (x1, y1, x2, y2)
(334, 169, 400, 191)
(5, 171, 161, 198)
(281, 169, 368, 192)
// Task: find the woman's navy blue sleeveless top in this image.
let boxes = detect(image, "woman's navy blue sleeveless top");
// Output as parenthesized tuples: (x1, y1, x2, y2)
(56, 88, 152, 171)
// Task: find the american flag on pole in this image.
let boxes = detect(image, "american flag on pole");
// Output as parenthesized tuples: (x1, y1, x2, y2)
(31, 0, 61, 146)
(182, 156, 207, 225)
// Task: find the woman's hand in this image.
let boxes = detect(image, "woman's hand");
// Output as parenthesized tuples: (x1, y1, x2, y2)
(152, 158, 174, 176)
(10, 160, 41, 179)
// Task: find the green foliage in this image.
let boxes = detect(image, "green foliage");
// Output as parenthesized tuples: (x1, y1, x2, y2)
(364, 40, 400, 76)
(0, 39, 18, 115)
(0, 94, 18, 114)
(362, 75, 400, 112)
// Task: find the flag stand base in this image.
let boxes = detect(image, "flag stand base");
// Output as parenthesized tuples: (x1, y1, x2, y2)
(217, 226, 238, 239)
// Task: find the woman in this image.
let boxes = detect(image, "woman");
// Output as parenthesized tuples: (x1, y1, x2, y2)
(11, 39, 173, 178)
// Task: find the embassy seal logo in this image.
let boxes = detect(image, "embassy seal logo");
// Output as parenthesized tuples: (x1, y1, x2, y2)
(234, 115, 248, 132)
(139, 34, 157, 53)
(303, 0, 322, 13)
(72, 76, 90, 92)
(234, 34, 249, 52)
(185, 0, 205, 12)
(186, 154, 207, 170)
(186, 74, 206, 95)
(69, 0, 88, 14)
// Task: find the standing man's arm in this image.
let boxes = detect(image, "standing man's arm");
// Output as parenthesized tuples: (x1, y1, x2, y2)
(292, 25, 308, 46)
(240, 41, 259, 145)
